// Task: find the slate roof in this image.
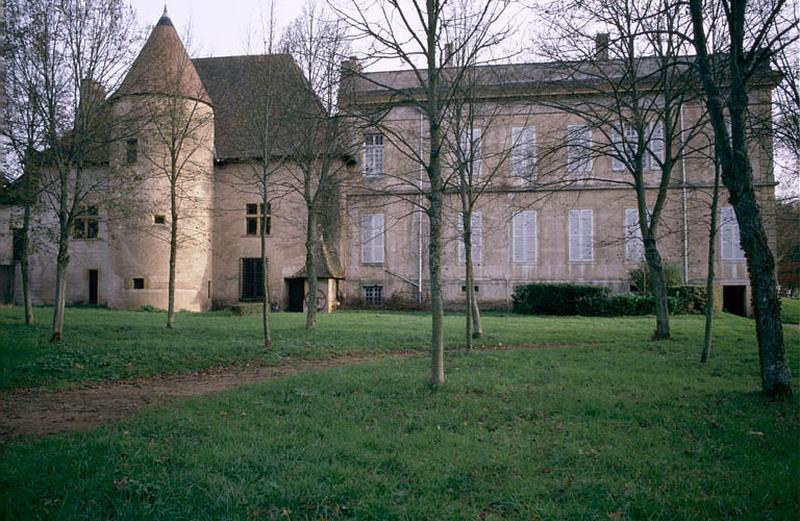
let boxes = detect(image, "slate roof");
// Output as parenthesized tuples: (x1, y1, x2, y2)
(193, 54, 322, 161)
(115, 10, 211, 105)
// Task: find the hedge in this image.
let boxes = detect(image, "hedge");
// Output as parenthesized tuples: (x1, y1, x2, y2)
(513, 283, 697, 316)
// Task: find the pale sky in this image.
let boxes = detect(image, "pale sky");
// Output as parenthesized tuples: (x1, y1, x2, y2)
(130, 1, 308, 57)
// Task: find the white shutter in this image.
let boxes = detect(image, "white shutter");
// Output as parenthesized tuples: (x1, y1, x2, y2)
(512, 127, 535, 178)
(567, 125, 591, 175)
(472, 128, 482, 181)
(513, 210, 537, 264)
(373, 213, 384, 263)
(720, 206, 744, 261)
(457, 215, 465, 264)
(472, 212, 483, 264)
(361, 215, 372, 263)
(612, 126, 624, 171)
(625, 208, 643, 261)
(568, 209, 581, 261)
(581, 209, 594, 261)
(648, 122, 663, 171)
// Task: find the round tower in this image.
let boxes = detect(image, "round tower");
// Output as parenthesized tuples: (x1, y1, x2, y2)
(107, 9, 215, 312)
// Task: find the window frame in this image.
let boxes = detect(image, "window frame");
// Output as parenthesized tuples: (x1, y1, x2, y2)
(73, 205, 99, 240)
(568, 208, 594, 263)
(512, 210, 537, 265)
(363, 133, 385, 178)
(566, 125, 593, 176)
(457, 211, 483, 265)
(511, 126, 536, 178)
(245, 203, 271, 236)
(720, 206, 746, 261)
(362, 284, 384, 306)
(361, 213, 385, 265)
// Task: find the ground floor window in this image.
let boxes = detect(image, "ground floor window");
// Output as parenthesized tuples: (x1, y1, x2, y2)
(363, 285, 384, 306)
(240, 257, 265, 301)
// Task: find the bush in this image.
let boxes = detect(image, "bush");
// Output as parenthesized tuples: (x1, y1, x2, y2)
(512, 283, 609, 315)
(629, 261, 683, 294)
(513, 283, 691, 317)
(668, 286, 722, 314)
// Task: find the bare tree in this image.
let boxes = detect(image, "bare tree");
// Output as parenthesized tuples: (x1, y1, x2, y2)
(17, 0, 139, 342)
(134, 21, 214, 330)
(334, 0, 512, 384)
(281, 2, 353, 330)
(535, 0, 708, 340)
(687, 0, 794, 396)
(3, 0, 48, 325)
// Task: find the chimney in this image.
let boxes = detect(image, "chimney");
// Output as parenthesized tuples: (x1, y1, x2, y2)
(595, 33, 610, 61)
(444, 42, 454, 66)
(338, 56, 362, 109)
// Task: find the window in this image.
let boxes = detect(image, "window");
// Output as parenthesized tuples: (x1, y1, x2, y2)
(363, 285, 384, 306)
(132, 277, 145, 289)
(511, 126, 535, 178)
(361, 213, 385, 264)
(126, 138, 138, 164)
(612, 123, 662, 172)
(459, 128, 482, 180)
(568, 209, 594, 262)
(153, 214, 166, 225)
(245, 203, 271, 236)
(12, 228, 25, 262)
(566, 125, 592, 176)
(364, 134, 384, 177)
(239, 257, 265, 301)
(625, 208, 644, 262)
(461, 285, 479, 292)
(512, 210, 537, 264)
(720, 206, 746, 261)
(73, 205, 99, 240)
(457, 212, 483, 265)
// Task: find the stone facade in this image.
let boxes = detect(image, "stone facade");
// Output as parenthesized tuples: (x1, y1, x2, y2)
(0, 13, 778, 315)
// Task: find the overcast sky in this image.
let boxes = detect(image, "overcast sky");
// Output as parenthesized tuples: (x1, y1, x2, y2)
(130, 0, 308, 57)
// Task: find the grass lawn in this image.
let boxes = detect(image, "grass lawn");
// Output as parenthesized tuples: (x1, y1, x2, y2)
(0, 309, 798, 519)
(782, 298, 800, 324)
(7, 305, 792, 392)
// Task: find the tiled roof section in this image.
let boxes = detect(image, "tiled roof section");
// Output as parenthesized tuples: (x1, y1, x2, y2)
(351, 58, 685, 95)
(192, 54, 320, 160)
(290, 241, 345, 279)
(115, 13, 210, 104)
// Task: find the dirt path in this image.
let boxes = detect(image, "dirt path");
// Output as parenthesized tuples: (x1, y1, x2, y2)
(0, 350, 422, 443)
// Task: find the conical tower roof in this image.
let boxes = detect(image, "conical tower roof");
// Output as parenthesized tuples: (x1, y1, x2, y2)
(115, 9, 211, 104)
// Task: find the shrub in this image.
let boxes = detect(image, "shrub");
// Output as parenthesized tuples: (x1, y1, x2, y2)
(629, 261, 683, 294)
(668, 286, 722, 314)
(512, 283, 609, 315)
(513, 283, 691, 316)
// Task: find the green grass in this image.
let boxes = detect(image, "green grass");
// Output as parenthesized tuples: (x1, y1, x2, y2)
(3, 306, 774, 392)
(1, 314, 798, 519)
(782, 298, 800, 324)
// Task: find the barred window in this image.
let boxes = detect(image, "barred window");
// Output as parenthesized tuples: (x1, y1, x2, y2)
(132, 278, 145, 290)
(246, 203, 271, 236)
(240, 257, 265, 301)
(363, 285, 384, 306)
(73, 205, 99, 240)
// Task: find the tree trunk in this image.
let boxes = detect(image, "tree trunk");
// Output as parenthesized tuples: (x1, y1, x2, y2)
(21, 203, 34, 325)
(471, 291, 483, 338)
(50, 225, 69, 342)
(463, 211, 474, 350)
(167, 180, 177, 329)
(429, 197, 445, 384)
(688, 0, 792, 397)
(701, 164, 721, 363)
(644, 238, 671, 340)
(305, 208, 318, 330)
(261, 190, 272, 348)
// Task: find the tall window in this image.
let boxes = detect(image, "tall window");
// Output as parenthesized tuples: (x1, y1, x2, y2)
(720, 206, 746, 261)
(512, 210, 537, 264)
(624, 208, 644, 262)
(511, 126, 536, 178)
(364, 134, 384, 177)
(459, 128, 482, 180)
(126, 138, 138, 164)
(245, 203, 271, 236)
(239, 257, 265, 301)
(568, 209, 594, 262)
(73, 205, 99, 240)
(361, 213, 385, 264)
(612, 123, 662, 172)
(457, 211, 483, 264)
(566, 125, 592, 176)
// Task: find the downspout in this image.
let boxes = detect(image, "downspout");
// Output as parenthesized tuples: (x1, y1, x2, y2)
(418, 107, 424, 302)
(680, 103, 689, 284)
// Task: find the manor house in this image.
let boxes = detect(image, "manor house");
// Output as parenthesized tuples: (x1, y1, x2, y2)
(0, 11, 777, 315)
